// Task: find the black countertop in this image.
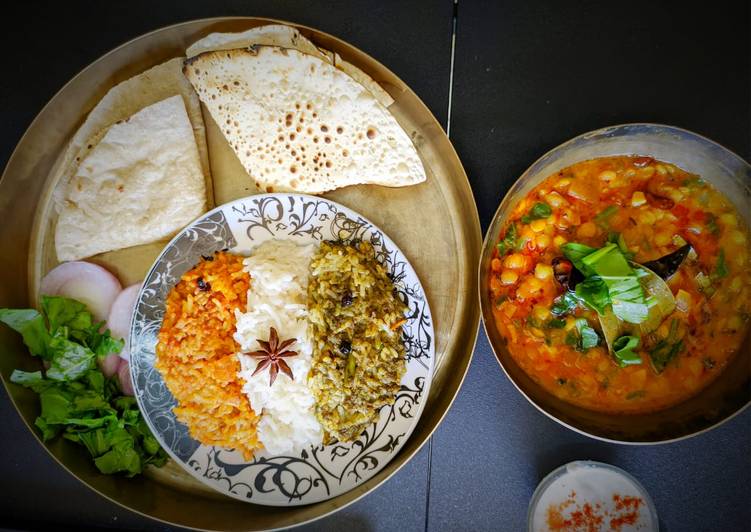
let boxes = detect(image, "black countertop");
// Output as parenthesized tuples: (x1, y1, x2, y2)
(1, 1, 749, 530)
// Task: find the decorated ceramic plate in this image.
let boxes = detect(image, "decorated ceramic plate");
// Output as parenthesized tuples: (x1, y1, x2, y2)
(130, 193, 435, 505)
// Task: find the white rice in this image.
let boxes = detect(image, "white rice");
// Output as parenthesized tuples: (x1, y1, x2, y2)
(234, 240, 323, 455)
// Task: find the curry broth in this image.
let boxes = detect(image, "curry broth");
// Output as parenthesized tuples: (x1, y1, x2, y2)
(489, 156, 751, 414)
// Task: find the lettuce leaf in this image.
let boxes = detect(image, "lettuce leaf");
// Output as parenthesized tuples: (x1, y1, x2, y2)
(1, 296, 165, 476)
(0, 309, 51, 358)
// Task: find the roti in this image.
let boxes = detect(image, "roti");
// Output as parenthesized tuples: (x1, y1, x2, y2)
(51, 58, 211, 211)
(186, 24, 394, 108)
(54, 95, 206, 262)
(183, 46, 426, 195)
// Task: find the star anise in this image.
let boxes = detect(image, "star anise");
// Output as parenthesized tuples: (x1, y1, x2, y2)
(247, 327, 298, 386)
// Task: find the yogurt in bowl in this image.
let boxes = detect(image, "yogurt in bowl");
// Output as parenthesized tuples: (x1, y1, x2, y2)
(528, 461, 658, 531)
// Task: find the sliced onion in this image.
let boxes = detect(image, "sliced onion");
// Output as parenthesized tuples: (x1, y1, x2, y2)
(98, 352, 121, 378)
(117, 358, 134, 396)
(106, 283, 142, 361)
(41, 262, 122, 322)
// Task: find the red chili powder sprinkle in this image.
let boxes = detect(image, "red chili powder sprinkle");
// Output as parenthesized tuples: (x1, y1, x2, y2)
(545, 491, 645, 531)
(610, 494, 644, 530)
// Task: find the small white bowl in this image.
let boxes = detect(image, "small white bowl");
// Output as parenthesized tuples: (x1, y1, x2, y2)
(527, 460, 659, 531)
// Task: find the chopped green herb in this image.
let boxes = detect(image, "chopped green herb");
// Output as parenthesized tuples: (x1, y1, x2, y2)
(565, 330, 579, 347)
(575, 319, 600, 349)
(520, 202, 552, 224)
(496, 223, 518, 256)
(705, 213, 720, 237)
(515, 236, 531, 252)
(711, 249, 729, 281)
(546, 318, 567, 329)
(612, 335, 642, 367)
(648, 319, 684, 373)
(594, 205, 619, 227)
(650, 339, 684, 373)
(607, 232, 635, 260)
(682, 177, 705, 187)
(626, 390, 646, 400)
(551, 292, 580, 316)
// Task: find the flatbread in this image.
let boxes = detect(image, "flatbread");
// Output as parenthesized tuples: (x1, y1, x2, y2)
(183, 46, 426, 194)
(54, 95, 207, 262)
(51, 58, 211, 210)
(186, 24, 394, 108)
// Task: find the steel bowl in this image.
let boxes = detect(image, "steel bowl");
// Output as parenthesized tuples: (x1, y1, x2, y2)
(479, 123, 751, 443)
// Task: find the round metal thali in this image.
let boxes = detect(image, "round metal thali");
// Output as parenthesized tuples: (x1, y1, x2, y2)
(0, 17, 481, 530)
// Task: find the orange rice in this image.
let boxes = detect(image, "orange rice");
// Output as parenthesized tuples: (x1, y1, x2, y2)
(155, 252, 259, 459)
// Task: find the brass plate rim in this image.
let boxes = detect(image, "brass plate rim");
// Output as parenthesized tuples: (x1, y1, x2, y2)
(0, 15, 481, 530)
(479, 121, 750, 445)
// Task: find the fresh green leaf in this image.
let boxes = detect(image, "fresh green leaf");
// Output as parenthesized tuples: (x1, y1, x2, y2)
(41, 296, 123, 357)
(41, 296, 92, 338)
(576, 319, 600, 349)
(38, 386, 75, 424)
(94, 440, 142, 477)
(2, 296, 165, 477)
(711, 249, 729, 281)
(0, 309, 51, 358)
(496, 223, 518, 256)
(89, 331, 124, 358)
(35, 417, 61, 441)
(562, 242, 597, 273)
(10, 370, 48, 392)
(113, 396, 139, 412)
(575, 276, 610, 315)
(521, 202, 552, 224)
(76, 426, 115, 457)
(613, 335, 642, 367)
(608, 232, 635, 260)
(82, 370, 106, 395)
(46, 336, 96, 381)
(551, 292, 580, 316)
(72, 391, 113, 413)
(576, 243, 649, 323)
(608, 275, 650, 324)
(582, 243, 629, 275)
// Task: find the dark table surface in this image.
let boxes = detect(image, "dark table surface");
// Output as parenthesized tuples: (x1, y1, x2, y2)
(1, 1, 749, 531)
